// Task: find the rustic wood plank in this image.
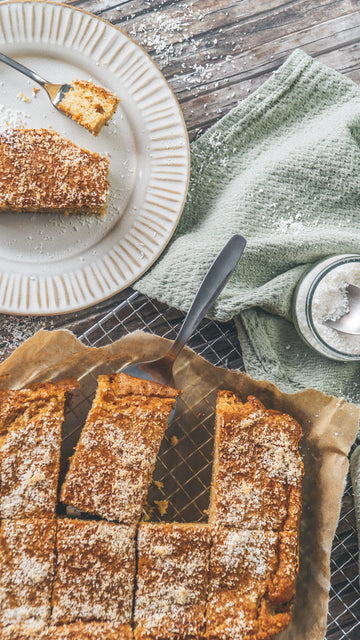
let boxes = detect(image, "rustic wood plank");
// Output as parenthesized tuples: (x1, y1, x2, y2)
(65, 0, 360, 140)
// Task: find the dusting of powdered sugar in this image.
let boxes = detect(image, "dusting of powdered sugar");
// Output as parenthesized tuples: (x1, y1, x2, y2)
(134, 523, 210, 637)
(0, 104, 30, 130)
(311, 261, 360, 354)
(0, 518, 56, 627)
(294, 256, 360, 357)
(128, 5, 206, 65)
(51, 520, 136, 625)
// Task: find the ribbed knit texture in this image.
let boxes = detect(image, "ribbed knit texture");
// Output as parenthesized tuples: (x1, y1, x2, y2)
(137, 49, 360, 404)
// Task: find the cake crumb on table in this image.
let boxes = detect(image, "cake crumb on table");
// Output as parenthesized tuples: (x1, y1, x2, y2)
(154, 499, 168, 516)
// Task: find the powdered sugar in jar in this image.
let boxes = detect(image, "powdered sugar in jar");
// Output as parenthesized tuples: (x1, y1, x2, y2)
(292, 254, 360, 361)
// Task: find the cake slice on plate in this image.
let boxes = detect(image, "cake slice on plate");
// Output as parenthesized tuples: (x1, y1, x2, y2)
(0, 128, 109, 215)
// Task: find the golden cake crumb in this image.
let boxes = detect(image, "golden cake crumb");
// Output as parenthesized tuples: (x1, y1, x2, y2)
(17, 92, 30, 103)
(47, 621, 133, 639)
(0, 621, 133, 639)
(0, 128, 110, 215)
(154, 499, 168, 516)
(0, 620, 48, 639)
(58, 80, 120, 135)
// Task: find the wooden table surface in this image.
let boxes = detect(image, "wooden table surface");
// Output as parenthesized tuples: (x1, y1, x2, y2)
(1, 2, 359, 638)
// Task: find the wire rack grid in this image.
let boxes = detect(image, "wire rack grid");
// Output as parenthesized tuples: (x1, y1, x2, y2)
(75, 290, 359, 640)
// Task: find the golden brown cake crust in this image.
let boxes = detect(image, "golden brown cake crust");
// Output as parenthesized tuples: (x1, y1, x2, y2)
(134, 523, 211, 640)
(0, 518, 57, 628)
(51, 519, 136, 625)
(58, 80, 120, 136)
(0, 128, 109, 214)
(98, 373, 180, 399)
(0, 379, 78, 519)
(60, 374, 179, 524)
(209, 391, 304, 530)
(0, 380, 302, 640)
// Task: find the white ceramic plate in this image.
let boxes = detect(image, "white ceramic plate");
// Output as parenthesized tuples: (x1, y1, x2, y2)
(0, 0, 189, 315)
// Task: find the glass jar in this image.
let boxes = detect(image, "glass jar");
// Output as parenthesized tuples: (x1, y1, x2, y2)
(292, 254, 360, 362)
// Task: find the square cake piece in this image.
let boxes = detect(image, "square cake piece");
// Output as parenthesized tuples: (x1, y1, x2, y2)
(134, 523, 211, 640)
(51, 519, 136, 625)
(206, 527, 298, 640)
(0, 379, 78, 519)
(212, 471, 303, 531)
(58, 80, 120, 135)
(60, 374, 179, 524)
(0, 128, 109, 215)
(0, 518, 56, 628)
(209, 392, 303, 530)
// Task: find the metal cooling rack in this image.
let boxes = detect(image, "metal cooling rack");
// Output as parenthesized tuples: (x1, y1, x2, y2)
(77, 290, 360, 640)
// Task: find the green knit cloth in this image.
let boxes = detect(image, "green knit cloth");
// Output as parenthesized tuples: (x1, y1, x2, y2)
(137, 49, 360, 404)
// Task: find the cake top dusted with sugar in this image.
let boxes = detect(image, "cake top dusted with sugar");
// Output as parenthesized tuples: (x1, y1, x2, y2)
(134, 523, 210, 639)
(58, 80, 120, 136)
(0, 128, 109, 214)
(0, 377, 303, 640)
(207, 527, 295, 640)
(60, 373, 179, 525)
(216, 392, 302, 451)
(51, 519, 136, 626)
(0, 518, 56, 629)
(209, 391, 304, 531)
(0, 379, 78, 519)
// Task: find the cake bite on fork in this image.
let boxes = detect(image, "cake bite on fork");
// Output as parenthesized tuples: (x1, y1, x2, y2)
(0, 52, 120, 135)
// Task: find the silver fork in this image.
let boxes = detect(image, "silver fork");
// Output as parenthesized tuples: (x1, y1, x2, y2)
(121, 234, 247, 387)
(0, 51, 72, 111)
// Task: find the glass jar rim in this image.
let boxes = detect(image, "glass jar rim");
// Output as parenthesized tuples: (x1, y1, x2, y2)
(305, 254, 360, 359)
